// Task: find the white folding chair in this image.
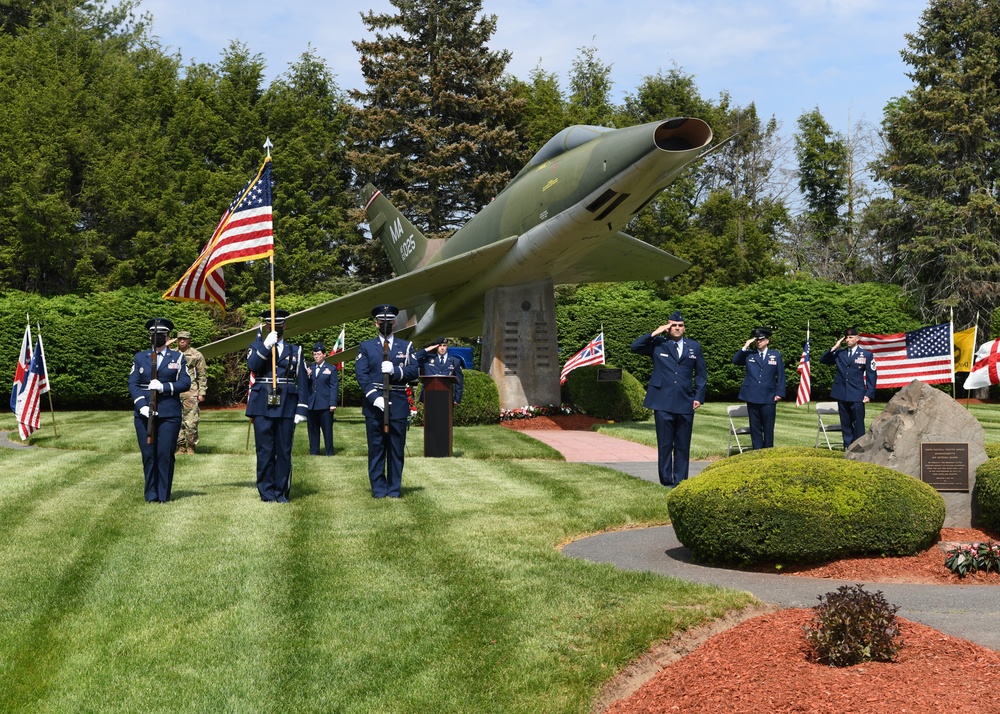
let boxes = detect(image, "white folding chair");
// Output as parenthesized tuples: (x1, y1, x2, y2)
(727, 404, 751, 455)
(815, 402, 843, 450)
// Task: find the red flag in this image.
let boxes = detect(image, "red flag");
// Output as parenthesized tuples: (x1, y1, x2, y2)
(163, 159, 274, 311)
(9, 321, 30, 413)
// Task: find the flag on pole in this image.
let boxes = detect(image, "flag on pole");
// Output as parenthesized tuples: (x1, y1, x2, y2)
(796, 332, 811, 406)
(964, 338, 1000, 390)
(858, 323, 953, 389)
(328, 327, 346, 371)
(953, 325, 977, 373)
(9, 320, 31, 413)
(560, 332, 605, 385)
(16, 338, 46, 440)
(163, 159, 275, 311)
(36, 331, 50, 395)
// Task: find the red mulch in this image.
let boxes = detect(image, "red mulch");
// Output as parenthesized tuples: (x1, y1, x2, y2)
(500, 414, 607, 430)
(604, 609, 1000, 714)
(601, 531, 1000, 713)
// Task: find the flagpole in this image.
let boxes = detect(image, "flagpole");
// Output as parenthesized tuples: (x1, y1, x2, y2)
(261, 139, 279, 397)
(35, 323, 57, 437)
(950, 308, 955, 399)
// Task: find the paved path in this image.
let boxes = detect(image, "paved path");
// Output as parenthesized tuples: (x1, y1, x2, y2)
(519, 427, 1000, 652)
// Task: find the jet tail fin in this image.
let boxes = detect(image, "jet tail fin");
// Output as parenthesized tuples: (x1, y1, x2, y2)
(362, 184, 443, 274)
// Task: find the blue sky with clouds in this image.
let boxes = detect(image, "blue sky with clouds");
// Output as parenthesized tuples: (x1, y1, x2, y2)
(138, 0, 926, 136)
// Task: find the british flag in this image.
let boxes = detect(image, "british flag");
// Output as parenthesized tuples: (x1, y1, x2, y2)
(560, 332, 605, 385)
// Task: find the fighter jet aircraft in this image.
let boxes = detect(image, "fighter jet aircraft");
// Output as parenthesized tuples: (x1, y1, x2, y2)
(197, 116, 713, 360)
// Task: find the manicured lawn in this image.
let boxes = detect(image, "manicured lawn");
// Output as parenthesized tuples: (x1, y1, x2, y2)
(0, 410, 752, 713)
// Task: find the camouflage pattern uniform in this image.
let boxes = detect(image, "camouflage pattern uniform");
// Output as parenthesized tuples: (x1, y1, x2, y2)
(176, 332, 208, 454)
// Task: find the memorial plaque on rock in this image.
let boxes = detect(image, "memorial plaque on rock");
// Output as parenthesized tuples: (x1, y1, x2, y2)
(920, 442, 970, 492)
(597, 368, 622, 382)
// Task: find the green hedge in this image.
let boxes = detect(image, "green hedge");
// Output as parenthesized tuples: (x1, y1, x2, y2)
(412, 370, 499, 426)
(562, 364, 651, 421)
(976, 458, 1000, 533)
(668, 455, 945, 565)
(700, 446, 845, 475)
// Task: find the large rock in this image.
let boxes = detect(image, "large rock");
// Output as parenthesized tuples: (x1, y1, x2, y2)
(847, 379, 987, 527)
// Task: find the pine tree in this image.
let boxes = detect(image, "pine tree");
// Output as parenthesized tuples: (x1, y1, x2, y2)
(348, 0, 528, 281)
(871, 0, 1000, 323)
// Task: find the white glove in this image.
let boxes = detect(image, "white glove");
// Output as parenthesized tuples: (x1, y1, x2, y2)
(381, 360, 394, 374)
(148, 379, 164, 392)
(294, 414, 307, 424)
(373, 396, 385, 411)
(139, 406, 150, 418)
(263, 331, 279, 349)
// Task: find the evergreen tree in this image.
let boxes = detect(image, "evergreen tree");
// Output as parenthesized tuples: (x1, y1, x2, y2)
(348, 0, 528, 282)
(871, 0, 1000, 324)
(512, 65, 567, 154)
(566, 44, 614, 126)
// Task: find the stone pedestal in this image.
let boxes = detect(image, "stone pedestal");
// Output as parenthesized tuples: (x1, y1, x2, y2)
(481, 280, 561, 410)
(848, 379, 988, 527)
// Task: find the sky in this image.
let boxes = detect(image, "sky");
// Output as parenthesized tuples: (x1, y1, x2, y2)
(138, 0, 926, 138)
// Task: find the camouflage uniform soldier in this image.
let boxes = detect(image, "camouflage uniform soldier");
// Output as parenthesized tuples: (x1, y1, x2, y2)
(174, 330, 208, 454)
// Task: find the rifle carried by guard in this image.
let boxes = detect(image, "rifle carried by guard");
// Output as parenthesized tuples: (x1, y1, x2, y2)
(147, 318, 159, 445)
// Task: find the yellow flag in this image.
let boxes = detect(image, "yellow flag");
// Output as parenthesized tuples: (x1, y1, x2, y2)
(954, 326, 977, 372)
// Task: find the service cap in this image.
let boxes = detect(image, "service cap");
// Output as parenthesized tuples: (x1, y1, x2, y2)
(260, 309, 290, 325)
(176, 330, 192, 339)
(668, 310, 684, 323)
(371, 304, 399, 320)
(313, 342, 325, 352)
(844, 327, 860, 337)
(145, 318, 174, 332)
(751, 327, 772, 339)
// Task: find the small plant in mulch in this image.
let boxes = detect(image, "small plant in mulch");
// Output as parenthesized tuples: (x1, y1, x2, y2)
(803, 584, 903, 667)
(944, 540, 1000, 578)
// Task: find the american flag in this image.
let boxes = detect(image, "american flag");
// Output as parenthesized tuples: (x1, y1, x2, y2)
(796, 336, 811, 406)
(859, 323, 953, 389)
(560, 332, 605, 384)
(15, 337, 46, 440)
(163, 159, 274, 310)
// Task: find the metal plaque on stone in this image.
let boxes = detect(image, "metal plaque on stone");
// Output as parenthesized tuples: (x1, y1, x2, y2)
(920, 442, 970, 492)
(597, 368, 622, 382)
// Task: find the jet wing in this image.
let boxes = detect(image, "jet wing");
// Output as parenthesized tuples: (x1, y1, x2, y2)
(550, 232, 691, 284)
(197, 236, 518, 359)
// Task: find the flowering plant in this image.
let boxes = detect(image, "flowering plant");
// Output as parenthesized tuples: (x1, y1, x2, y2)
(498, 404, 576, 422)
(944, 540, 1000, 578)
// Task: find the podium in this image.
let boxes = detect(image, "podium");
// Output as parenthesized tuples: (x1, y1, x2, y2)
(421, 375, 458, 457)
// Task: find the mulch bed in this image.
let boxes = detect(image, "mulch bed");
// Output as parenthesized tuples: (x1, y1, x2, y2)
(499, 414, 607, 431)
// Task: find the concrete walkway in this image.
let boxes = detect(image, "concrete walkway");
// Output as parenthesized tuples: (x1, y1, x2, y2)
(520, 427, 1000, 652)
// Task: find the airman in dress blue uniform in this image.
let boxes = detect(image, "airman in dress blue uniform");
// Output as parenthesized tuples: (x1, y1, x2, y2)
(732, 327, 786, 449)
(128, 318, 191, 502)
(631, 311, 708, 486)
(306, 342, 338, 456)
(819, 327, 878, 448)
(417, 337, 464, 404)
(355, 305, 420, 498)
(246, 309, 309, 502)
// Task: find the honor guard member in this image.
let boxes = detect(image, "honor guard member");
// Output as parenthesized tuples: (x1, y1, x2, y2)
(631, 311, 708, 486)
(306, 342, 339, 456)
(128, 318, 190, 502)
(246, 309, 309, 502)
(174, 330, 208, 454)
(355, 304, 419, 498)
(416, 337, 464, 404)
(819, 327, 877, 448)
(732, 328, 786, 449)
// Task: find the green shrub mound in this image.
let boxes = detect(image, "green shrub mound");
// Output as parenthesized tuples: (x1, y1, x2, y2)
(976, 457, 1000, 533)
(985, 443, 1000, 460)
(562, 364, 651, 421)
(667, 456, 945, 565)
(701, 446, 844, 475)
(449, 370, 500, 426)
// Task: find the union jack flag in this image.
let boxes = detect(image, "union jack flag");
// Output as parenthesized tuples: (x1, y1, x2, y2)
(560, 332, 605, 384)
(163, 159, 274, 311)
(9, 321, 30, 413)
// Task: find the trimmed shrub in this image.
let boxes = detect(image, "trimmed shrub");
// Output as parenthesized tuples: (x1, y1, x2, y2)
(700, 446, 844, 475)
(667, 456, 945, 565)
(976, 457, 1000, 534)
(562, 364, 651, 421)
(985, 443, 1000, 460)
(451, 370, 500, 426)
